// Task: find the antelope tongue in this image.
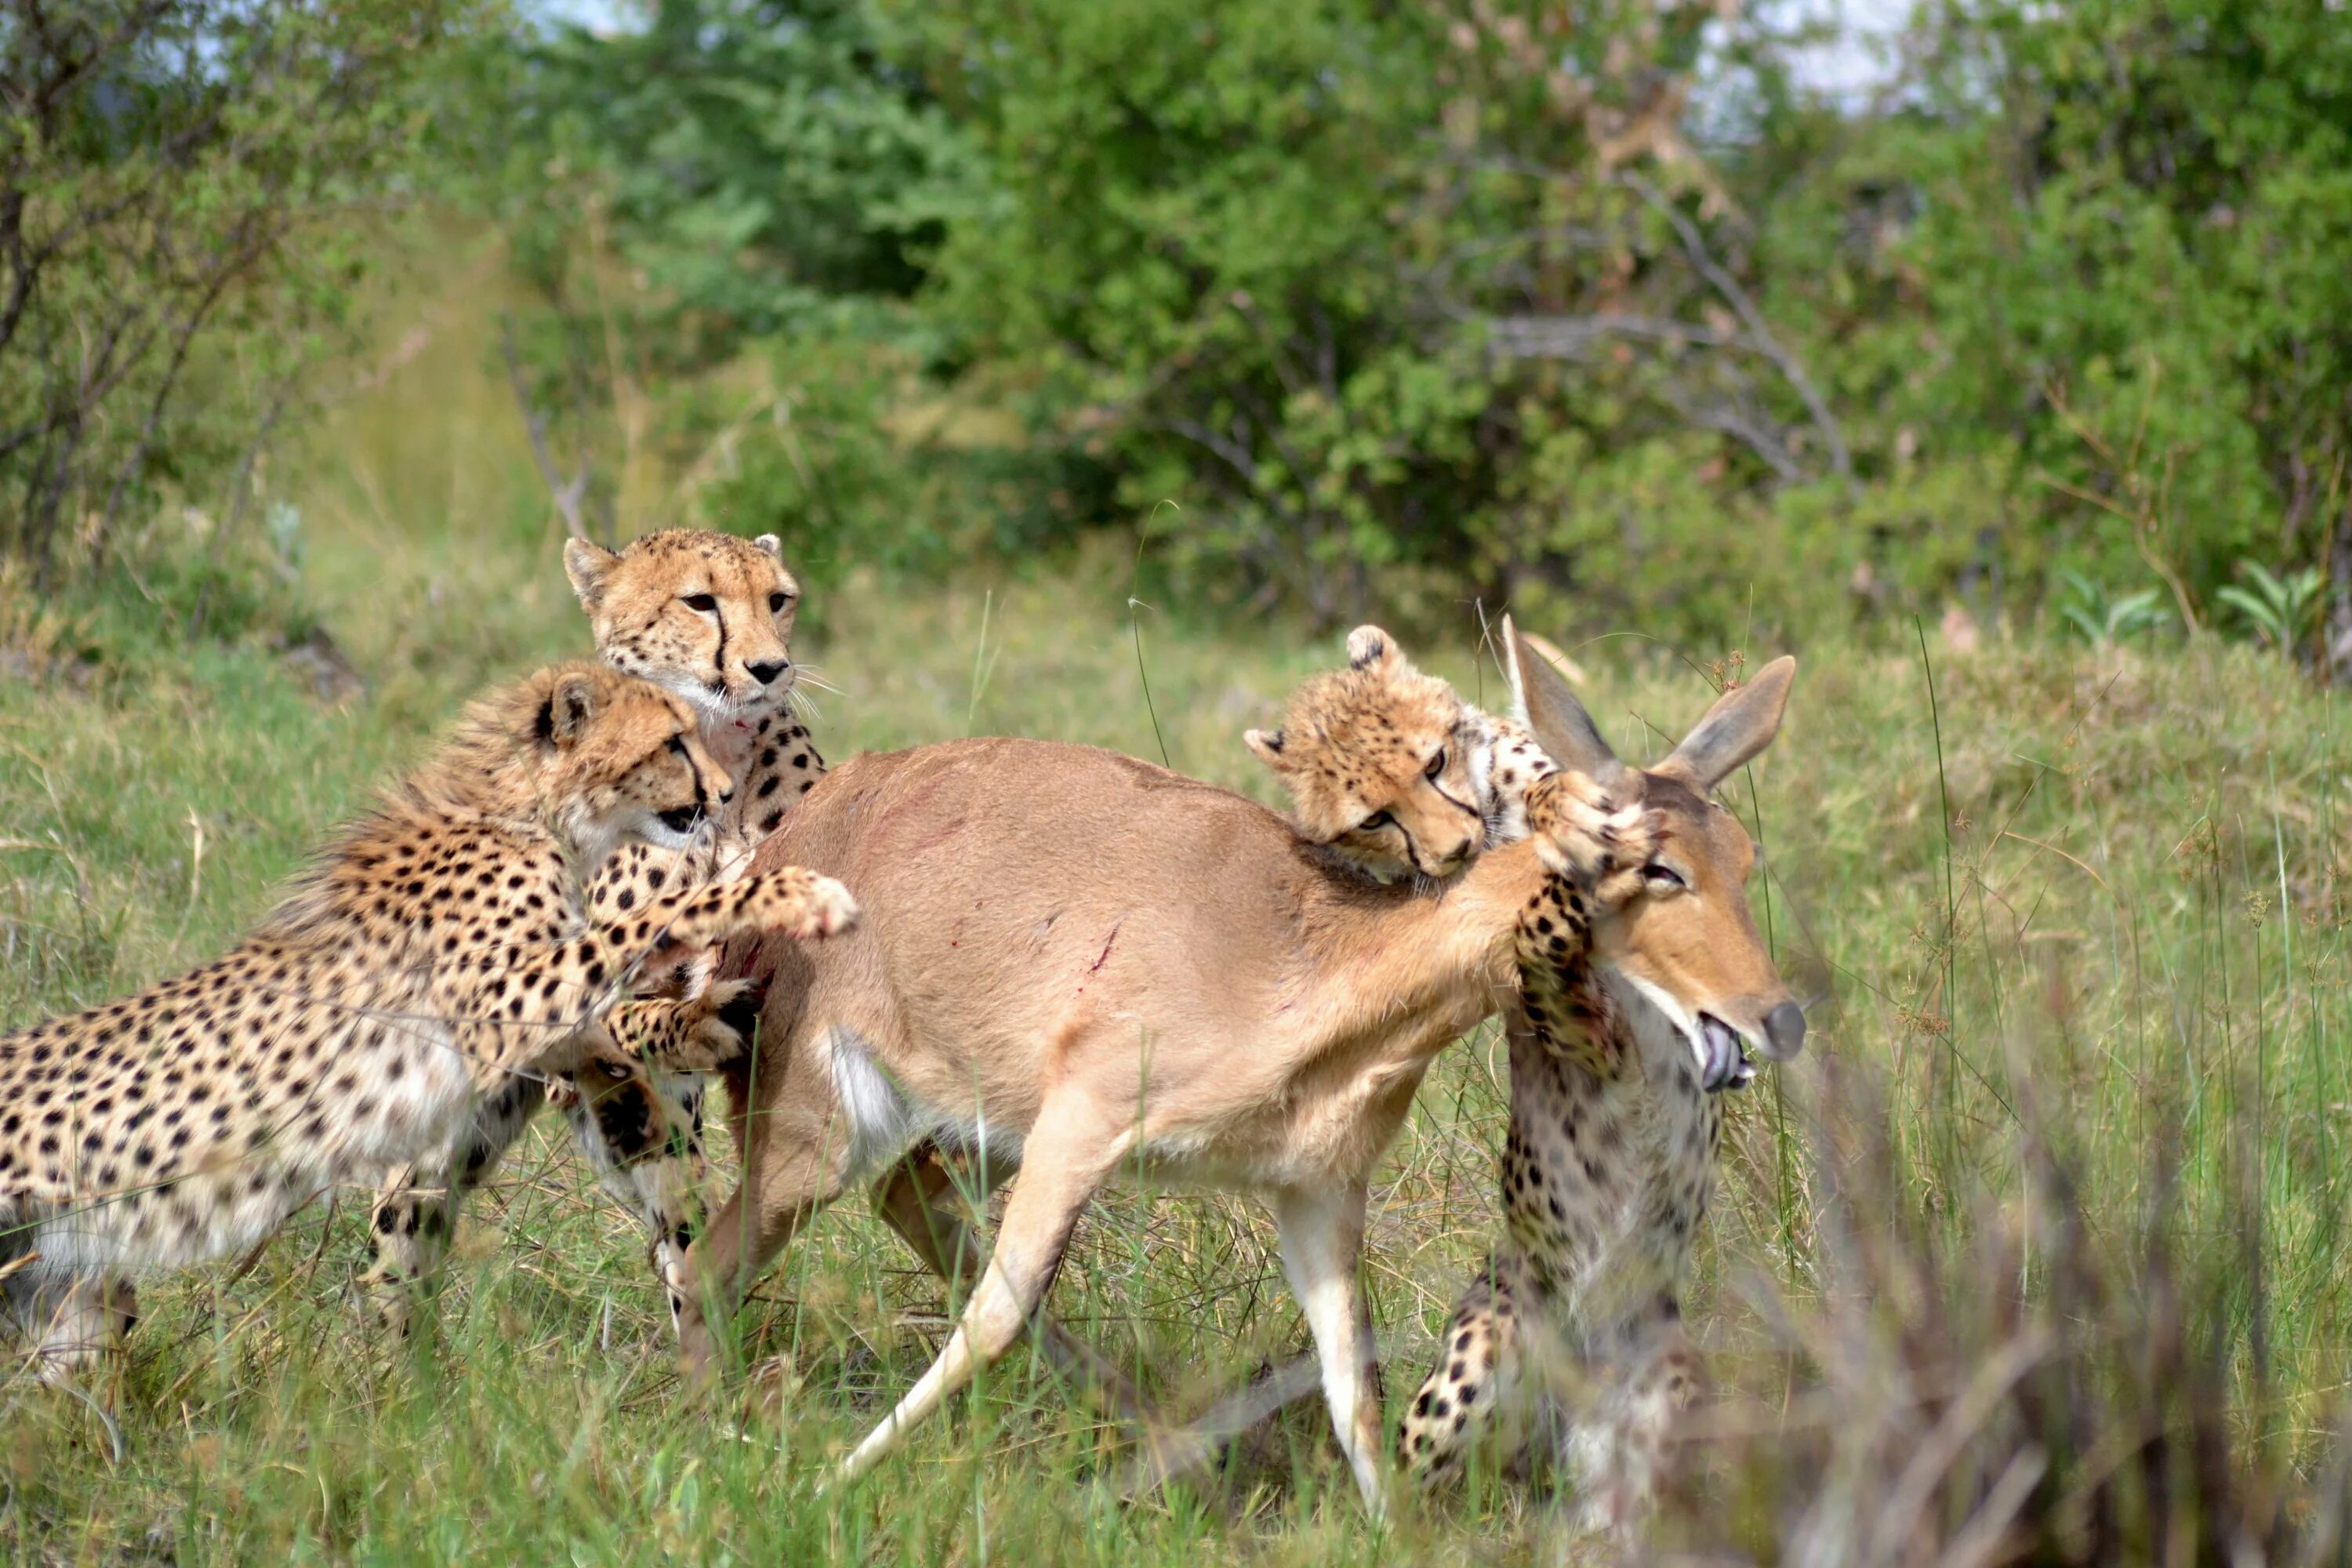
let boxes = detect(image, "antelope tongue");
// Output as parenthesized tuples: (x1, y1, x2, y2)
(1699, 1014, 1752, 1092)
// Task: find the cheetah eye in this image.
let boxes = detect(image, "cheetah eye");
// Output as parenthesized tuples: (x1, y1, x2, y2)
(1358, 810, 1395, 833)
(1643, 863, 1686, 891)
(682, 593, 717, 613)
(666, 735, 688, 757)
(768, 592, 789, 613)
(1424, 747, 1447, 780)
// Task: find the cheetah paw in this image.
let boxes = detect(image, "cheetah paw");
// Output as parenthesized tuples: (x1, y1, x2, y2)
(728, 869, 859, 942)
(666, 978, 764, 1069)
(1526, 771, 1657, 887)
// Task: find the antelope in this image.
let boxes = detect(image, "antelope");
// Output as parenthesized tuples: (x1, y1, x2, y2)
(680, 626, 1802, 1511)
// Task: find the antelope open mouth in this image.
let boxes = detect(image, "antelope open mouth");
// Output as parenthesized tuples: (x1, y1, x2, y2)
(657, 807, 702, 835)
(1698, 1014, 1755, 1092)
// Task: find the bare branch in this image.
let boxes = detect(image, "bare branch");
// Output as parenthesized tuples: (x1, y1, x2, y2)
(1658, 380, 1806, 483)
(498, 310, 591, 542)
(1487, 310, 1746, 361)
(1618, 171, 1853, 484)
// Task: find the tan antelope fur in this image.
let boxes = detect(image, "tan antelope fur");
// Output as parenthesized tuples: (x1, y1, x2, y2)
(678, 626, 1795, 1511)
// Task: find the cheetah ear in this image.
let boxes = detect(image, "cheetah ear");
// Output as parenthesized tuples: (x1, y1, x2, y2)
(1345, 625, 1399, 673)
(1504, 616, 1624, 787)
(753, 533, 782, 559)
(538, 670, 601, 751)
(1660, 655, 1795, 791)
(1244, 728, 1290, 769)
(563, 537, 619, 610)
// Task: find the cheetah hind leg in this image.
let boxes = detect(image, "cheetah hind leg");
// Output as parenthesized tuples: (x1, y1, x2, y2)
(358, 1076, 549, 1334)
(12, 1272, 138, 1388)
(1560, 1305, 1700, 1537)
(1397, 1264, 1530, 1487)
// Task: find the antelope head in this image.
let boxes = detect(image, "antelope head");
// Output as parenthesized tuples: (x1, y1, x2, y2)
(1506, 619, 1805, 1089)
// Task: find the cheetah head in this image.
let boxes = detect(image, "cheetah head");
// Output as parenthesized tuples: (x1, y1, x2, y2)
(564, 529, 801, 724)
(1247, 626, 1490, 883)
(1508, 620, 1806, 1090)
(521, 664, 735, 856)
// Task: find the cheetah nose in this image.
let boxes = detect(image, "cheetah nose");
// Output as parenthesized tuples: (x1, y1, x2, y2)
(1763, 1000, 1807, 1059)
(748, 660, 789, 687)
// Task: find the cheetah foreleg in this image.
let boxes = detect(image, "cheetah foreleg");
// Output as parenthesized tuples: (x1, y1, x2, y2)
(436, 869, 855, 1079)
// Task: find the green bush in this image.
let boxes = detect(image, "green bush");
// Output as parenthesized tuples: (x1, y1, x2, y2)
(0, 0, 490, 583)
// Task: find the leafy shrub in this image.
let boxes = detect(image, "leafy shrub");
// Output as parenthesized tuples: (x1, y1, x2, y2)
(0, 0, 489, 582)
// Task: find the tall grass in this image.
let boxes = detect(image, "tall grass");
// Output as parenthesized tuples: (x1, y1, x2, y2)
(2, 262, 2349, 1563)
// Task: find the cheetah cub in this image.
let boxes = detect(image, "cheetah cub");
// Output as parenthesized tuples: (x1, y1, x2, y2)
(367, 528, 829, 1337)
(1245, 624, 1556, 880)
(0, 663, 856, 1381)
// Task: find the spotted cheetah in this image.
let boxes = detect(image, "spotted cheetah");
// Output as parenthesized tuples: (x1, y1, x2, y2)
(365, 529, 833, 1334)
(1391, 644, 1802, 1534)
(1244, 625, 1557, 883)
(1, 662, 857, 1380)
(552, 531, 1140, 1379)
(1248, 626, 1803, 1529)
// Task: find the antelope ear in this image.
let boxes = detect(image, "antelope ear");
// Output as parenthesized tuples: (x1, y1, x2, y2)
(753, 533, 782, 558)
(538, 670, 601, 750)
(1516, 629, 1588, 688)
(1505, 616, 1623, 786)
(563, 538, 619, 610)
(1244, 728, 1290, 768)
(1661, 655, 1795, 790)
(1345, 625, 1400, 673)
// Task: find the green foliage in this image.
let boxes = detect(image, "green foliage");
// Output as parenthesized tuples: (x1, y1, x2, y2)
(2054, 570, 2173, 648)
(2215, 559, 2325, 663)
(1827, 0, 2352, 643)
(448, 0, 1018, 556)
(20, 0, 2352, 666)
(0, 0, 490, 582)
(496, 0, 984, 349)
(894, 0, 1838, 635)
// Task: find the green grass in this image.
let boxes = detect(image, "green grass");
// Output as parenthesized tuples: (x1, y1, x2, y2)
(2, 276, 2350, 1561)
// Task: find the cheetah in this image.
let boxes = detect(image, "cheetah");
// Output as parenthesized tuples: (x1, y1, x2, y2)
(1243, 624, 1558, 883)
(0, 662, 857, 1380)
(1390, 642, 1802, 1534)
(1247, 626, 1802, 1529)
(548, 531, 1142, 1390)
(363, 530, 833, 1333)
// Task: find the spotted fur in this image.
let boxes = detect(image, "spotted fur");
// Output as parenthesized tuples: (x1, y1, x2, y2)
(366, 529, 831, 1334)
(0, 664, 856, 1380)
(1395, 789, 1716, 1523)
(1246, 625, 1555, 883)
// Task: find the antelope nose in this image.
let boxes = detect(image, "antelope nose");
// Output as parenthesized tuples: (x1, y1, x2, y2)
(1764, 1001, 1807, 1059)
(748, 660, 789, 686)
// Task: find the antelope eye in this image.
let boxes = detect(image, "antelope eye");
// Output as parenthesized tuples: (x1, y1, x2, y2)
(768, 592, 789, 613)
(1424, 748, 1447, 779)
(1643, 863, 1686, 890)
(682, 593, 717, 612)
(1359, 810, 1395, 832)
(666, 735, 688, 757)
